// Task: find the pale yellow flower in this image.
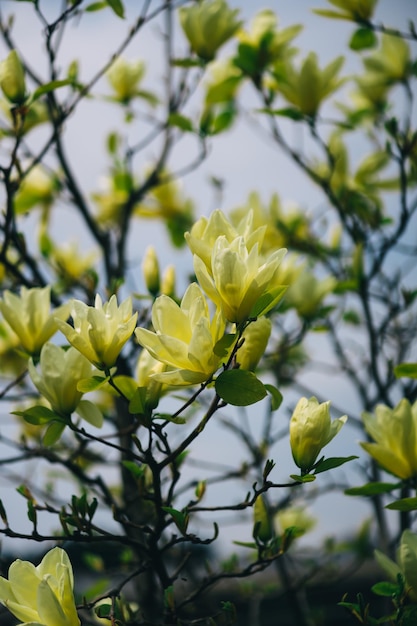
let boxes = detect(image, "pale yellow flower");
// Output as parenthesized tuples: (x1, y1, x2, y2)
(193, 235, 286, 323)
(290, 396, 347, 472)
(135, 283, 226, 386)
(136, 348, 168, 409)
(28, 343, 102, 427)
(185, 208, 265, 272)
(286, 271, 336, 318)
(275, 505, 316, 538)
(51, 242, 97, 283)
(375, 530, 417, 602)
(361, 399, 417, 480)
(55, 294, 137, 369)
(313, 0, 378, 21)
(107, 57, 145, 103)
(0, 286, 70, 356)
(0, 547, 80, 626)
(179, 0, 241, 61)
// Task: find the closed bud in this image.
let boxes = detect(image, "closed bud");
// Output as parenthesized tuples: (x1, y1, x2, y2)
(253, 495, 273, 543)
(160, 264, 176, 298)
(143, 246, 160, 296)
(0, 50, 26, 105)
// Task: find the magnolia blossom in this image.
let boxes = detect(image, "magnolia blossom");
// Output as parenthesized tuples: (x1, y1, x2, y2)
(236, 317, 271, 371)
(194, 235, 286, 323)
(55, 294, 137, 369)
(375, 530, 417, 602)
(179, 0, 241, 61)
(185, 208, 265, 272)
(0, 286, 70, 356)
(28, 343, 102, 427)
(135, 283, 226, 386)
(290, 396, 347, 472)
(0, 547, 80, 626)
(361, 398, 417, 480)
(107, 57, 145, 103)
(136, 348, 168, 410)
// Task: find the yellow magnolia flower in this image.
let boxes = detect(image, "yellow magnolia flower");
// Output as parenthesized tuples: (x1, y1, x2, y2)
(0, 546, 80, 626)
(179, 0, 241, 61)
(160, 264, 176, 298)
(360, 399, 417, 480)
(107, 57, 145, 103)
(236, 317, 271, 371)
(185, 208, 266, 271)
(236, 9, 302, 75)
(193, 235, 286, 323)
(290, 396, 347, 472)
(0, 49, 26, 105)
(135, 283, 226, 386)
(51, 241, 98, 283)
(363, 34, 411, 84)
(55, 294, 137, 369)
(375, 530, 417, 602)
(0, 286, 70, 356)
(275, 505, 316, 538)
(285, 270, 336, 318)
(28, 343, 102, 427)
(277, 52, 345, 116)
(14, 165, 59, 214)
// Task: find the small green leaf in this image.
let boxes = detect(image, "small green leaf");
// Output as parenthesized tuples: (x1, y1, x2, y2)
(162, 507, 189, 534)
(371, 581, 401, 597)
(168, 113, 194, 132)
(215, 369, 267, 406)
(106, 0, 125, 18)
(31, 79, 73, 102)
(313, 455, 358, 474)
(250, 286, 287, 318)
(349, 28, 378, 51)
(386, 497, 417, 512)
(122, 460, 146, 479)
(76, 400, 103, 428)
(345, 481, 400, 497)
(12, 405, 62, 425)
(213, 333, 237, 357)
(170, 58, 205, 68)
(290, 474, 316, 483)
(77, 375, 109, 392)
(85, 2, 107, 12)
(264, 384, 283, 410)
(43, 421, 66, 446)
(394, 363, 417, 379)
(129, 386, 147, 414)
(112, 375, 138, 400)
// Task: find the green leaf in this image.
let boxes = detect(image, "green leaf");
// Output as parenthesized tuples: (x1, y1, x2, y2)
(31, 79, 73, 102)
(43, 421, 66, 446)
(12, 405, 62, 425)
(264, 384, 283, 411)
(345, 481, 400, 497)
(76, 400, 103, 428)
(349, 27, 378, 51)
(112, 375, 138, 400)
(122, 460, 146, 479)
(371, 581, 401, 597)
(394, 363, 417, 379)
(313, 455, 358, 474)
(77, 375, 109, 393)
(129, 386, 148, 414)
(213, 333, 237, 357)
(168, 113, 194, 132)
(85, 2, 107, 11)
(215, 369, 267, 406)
(386, 497, 417, 512)
(290, 474, 316, 483)
(171, 58, 205, 68)
(106, 0, 125, 18)
(162, 507, 189, 534)
(250, 286, 287, 318)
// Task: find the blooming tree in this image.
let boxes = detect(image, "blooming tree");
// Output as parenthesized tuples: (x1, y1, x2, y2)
(0, 1, 416, 625)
